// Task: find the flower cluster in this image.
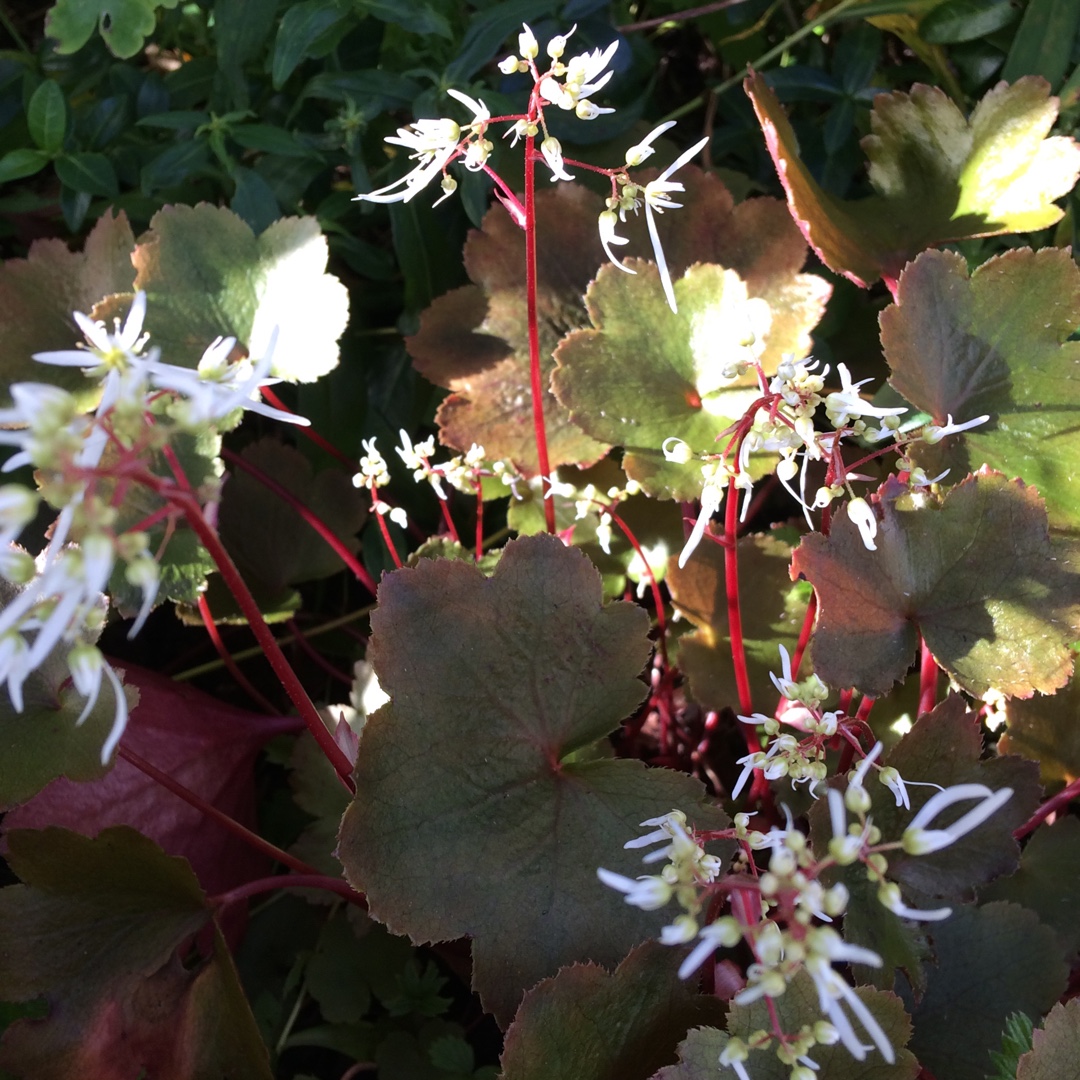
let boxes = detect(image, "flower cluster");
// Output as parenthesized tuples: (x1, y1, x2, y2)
(668, 352, 992, 567)
(600, 770, 1014, 1080)
(355, 24, 709, 313)
(0, 292, 305, 762)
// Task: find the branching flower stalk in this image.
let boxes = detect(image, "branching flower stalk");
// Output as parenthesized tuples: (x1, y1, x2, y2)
(354, 23, 709, 532)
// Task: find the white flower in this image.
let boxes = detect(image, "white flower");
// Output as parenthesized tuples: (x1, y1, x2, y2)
(563, 38, 620, 99)
(540, 136, 574, 181)
(677, 917, 743, 979)
(846, 497, 877, 552)
(901, 783, 1013, 855)
(642, 136, 709, 312)
(596, 867, 673, 909)
(922, 413, 990, 444)
(598, 210, 632, 272)
(624, 120, 676, 167)
(34, 290, 151, 374)
(877, 881, 952, 922)
(823, 363, 906, 429)
(518, 23, 539, 59)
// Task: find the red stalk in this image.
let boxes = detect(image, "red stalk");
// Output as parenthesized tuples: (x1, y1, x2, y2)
(724, 484, 752, 717)
(167, 488, 356, 788)
(221, 447, 377, 596)
(373, 505, 403, 569)
(259, 386, 359, 473)
(917, 637, 938, 716)
(1014, 775, 1080, 841)
(118, 745, 315, 876)
(197, 594, 280, 714)
(285, 618, 354, 687)
(524, 135, 556, 534)
(211, 873, 366, 911)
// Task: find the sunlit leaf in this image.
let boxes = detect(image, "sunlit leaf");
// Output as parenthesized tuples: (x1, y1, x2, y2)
(791, 471, 1080, 698)
(746, 73, 1080, 287)
(500, 943, 724, 1080)
(901, 903, 1066, 1080)
(45, 0, 180, 57)
(0, 209, 135, 409)
(337, 534, 728, 1025)
(1015, 999, 1080, 1080)
(103, 203, 349, 381)
(881, 247, 1080, 534)
(0, 827, 271, 1079)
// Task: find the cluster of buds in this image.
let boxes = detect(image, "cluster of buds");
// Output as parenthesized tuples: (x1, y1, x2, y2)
(600, 766, 1014, 1079)
(356, 23, 709, 314)
(0, 292, 305, 762)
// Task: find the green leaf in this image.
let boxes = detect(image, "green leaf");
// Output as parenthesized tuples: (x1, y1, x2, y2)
(230, 164, 281, 234)
(998, 667, 1080, 786)
(901, 903, 1066, 1080)
(445, 0, 559, 82)
(791, 471, 1080, 698)
(337, 534, 729, 1025)
(0, 147, 50, 184)
(1015, 999, 1080, 1079)
(0, 827, 271, 1078)
(667, 532, 809, 714)
(981, 817, 1080, 954)
(655, 971, 919, 1079)
(499, 943, 725, 1080)
(117, 202, 349, 381)
(745, 72, 1080, 287)
(231, 123, 315, 158)
(44, 0, 180, 58)
(0, 209, 135, 409)
(0, 579, 137, 808)
(54, 151, 118, 197)
(217, 437, 367, 594)
(987, 1013, 1036, 1080)
(919, 0, 1018, 44)
(882, 247, 1080, 535)
(214, 0, 279, 102)
(406, 184, 611, 476)
(1002, 0, 1080, 89)
(305, 908, 372, 1023)
(362, 0, 450, 38)
(27, 80, 67, 155)
(271, 0, 350, 88)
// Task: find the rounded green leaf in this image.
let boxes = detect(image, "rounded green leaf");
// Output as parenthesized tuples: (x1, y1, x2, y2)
(338, 534, 728, 1025)
(27, 80, 67, 155)
(0, 148, 50, 184)
(54, 151, 118, 197)
(45, 0, 180, 57)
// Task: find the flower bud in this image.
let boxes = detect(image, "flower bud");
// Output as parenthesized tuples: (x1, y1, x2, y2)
(518, 23, 538, 59)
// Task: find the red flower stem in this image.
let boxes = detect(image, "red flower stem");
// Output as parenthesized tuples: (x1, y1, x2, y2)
(197, 594, 281, 713)
(855, 695, 875, 722)
(118, 744, 315, 876)
(221, 447, 377, 596)
(523, 136, 556, 534)
(211, 873, 366, 911)
(474, 479, 484, 561)
(724, 484, 752, 717)
(373, 505, 403, 569)
(285, 619, 353, 687)
(437, 495, 461, 544)
(609, 508, 670, 669)
(789, 591, 817, 681)
(167, 488, 356, 788)
(259, 386, 359, 473)
(918, 637, 938, 716)
(1014, 774, 1080, 841)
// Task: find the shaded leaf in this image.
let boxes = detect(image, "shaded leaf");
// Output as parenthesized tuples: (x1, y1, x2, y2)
(406, 185, 611, 476)
(981, 816, 1080, 955)
(901, 903, 1066, 1080)
(0, 209, 135, 409)
(655, 971, 918, 1079)
(1015, 999, 1080, 1080)
(1, 664, 291, 897)
(668, 532, 808, 713)
(791, 471, 1080, 698)
(1001, 0, 1080, 89)
(337, 534, 728, 1025)
(27, 80, 67, 155)
(45, 0, 180, 57)
(114, 203, 349, 381)
(0, 581, 136, 808)
(500, 942, 725, 1080)
(55, 152, 118, 197)
(218, 438, 366, 594)
(746, 73, 1080, 287)
(881, 247, 1080, 534)
(998, 667, 1080, 784)
(0, 827, 271, 1079)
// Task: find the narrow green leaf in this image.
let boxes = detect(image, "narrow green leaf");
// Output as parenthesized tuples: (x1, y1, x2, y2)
(987, 1014, 1036, 1080)
(54, 151, 118, 197)
(362, 0, 450, 37)
(0, 147, 50, 184)
(231, 123, 313, 157)
(27, 80, 67, 155)
(1002, 0, 1080, 88)
(271, 0, 350, 88)
(920, 0, 1018, 45)
(445, 0, 559, 82)
(230, 164, 281, 234)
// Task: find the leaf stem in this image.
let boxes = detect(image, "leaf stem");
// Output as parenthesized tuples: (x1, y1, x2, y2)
(1013, 774, 1080, 841)
(168, 487, 357, 788)
(724, 484, 752, 717)
(524, 136, 556, 534)
(211, 873, 366, 911)
(118, 744, 314, 875)
(221, 446, 377, 596)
